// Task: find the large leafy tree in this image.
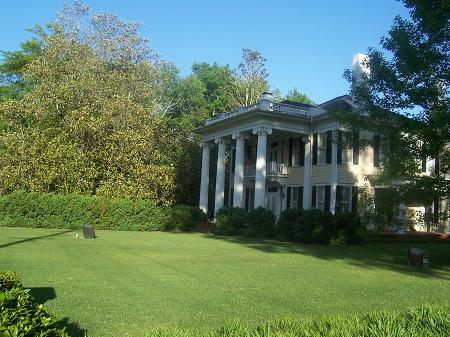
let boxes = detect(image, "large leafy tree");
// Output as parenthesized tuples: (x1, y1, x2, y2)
(0, 2, 176, 204)
(284, 88, 314, 105)
(342, 0, 449, 226)
(229, 48, 269, 107)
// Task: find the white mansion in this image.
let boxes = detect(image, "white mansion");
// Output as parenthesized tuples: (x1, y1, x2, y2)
(196, 54, 449, 232)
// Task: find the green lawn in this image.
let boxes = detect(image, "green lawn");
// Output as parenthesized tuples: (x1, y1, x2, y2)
(1, 227, 449, 337)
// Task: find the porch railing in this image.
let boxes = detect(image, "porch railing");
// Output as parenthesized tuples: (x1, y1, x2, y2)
(244, 162, 287, 176)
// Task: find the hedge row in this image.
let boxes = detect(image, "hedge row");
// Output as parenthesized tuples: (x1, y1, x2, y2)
(0, 190, 206, 231)
(0, 271, 69, 337)
(147, 305, 450, 337)
(214, 207, 275, 237)
(215, 207, 367, 244)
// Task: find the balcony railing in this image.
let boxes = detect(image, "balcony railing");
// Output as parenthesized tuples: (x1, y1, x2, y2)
(244, 162, 288, 176)
(267, 161, 288, 175)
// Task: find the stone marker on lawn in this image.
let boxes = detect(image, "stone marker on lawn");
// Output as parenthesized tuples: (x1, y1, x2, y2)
(83, 224, 96, 239)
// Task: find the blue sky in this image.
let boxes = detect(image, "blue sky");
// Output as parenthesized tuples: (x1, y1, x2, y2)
(1, 0, 409, 104)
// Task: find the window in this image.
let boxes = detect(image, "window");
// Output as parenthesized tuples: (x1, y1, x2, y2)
(337, 186, 352, 213)
(317, 133, 327, 164)
(290, 186, 303, 209)
(316, 186, 326, 210)
(341, 133, 353, 164)
(292, 138, 299, 165)
(245, 188, 255, 211)
(246, 146, 256, 165)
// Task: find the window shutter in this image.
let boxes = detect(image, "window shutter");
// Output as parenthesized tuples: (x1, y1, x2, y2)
(421, 157, 427, 172)
(286, 187, 291, 209)
(311, 186, 316, 208)
(326, 131, 332, 164)
(337, 131, 342, 164)
(435, 156, 440, 175)
(299, 139, 305, 166)
(245, 188, 249, 211)
(373, 135, 380, 167)
(231, 149, 236, 173)
(298, 186, 304, 209)
(352, 186, 358, 213)
(353, 132, 359, 165)
(324, 185, 331, 211)
(288, 138, 293, 167)
(335, 185, 342, 213)
(312, 133, 318, 165)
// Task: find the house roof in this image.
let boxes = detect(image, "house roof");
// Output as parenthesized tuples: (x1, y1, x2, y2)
(280, 100, 316, 109)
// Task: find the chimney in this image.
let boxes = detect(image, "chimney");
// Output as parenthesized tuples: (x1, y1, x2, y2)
(352, 53, 369, 85)
(352, 53, 369, 114)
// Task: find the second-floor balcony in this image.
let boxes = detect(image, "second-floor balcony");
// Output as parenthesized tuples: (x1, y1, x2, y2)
(245, 161, 288, 176)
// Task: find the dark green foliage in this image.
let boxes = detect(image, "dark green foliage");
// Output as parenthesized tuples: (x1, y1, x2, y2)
(0, 271, 69, 337)
(214, 207, 276, 237)
(163, 205, 197, 231)
(335, 212, 367, 244)
(0, 190, 200, 232)
(277, 208, 303, 241)
(214, 207, 247, 236)
(241, 207, 275, 238)
(0, 271, 22, 292)
(278, 209, 336, 244)
(147, 305, 450, 337)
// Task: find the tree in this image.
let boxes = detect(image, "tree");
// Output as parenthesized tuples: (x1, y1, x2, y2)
(284, 87, 314, 105)
(341, 0, 449, 227)
(229, 48, 269, 107)
(0, 35, 43, 102)
(0, 2, 176, 205)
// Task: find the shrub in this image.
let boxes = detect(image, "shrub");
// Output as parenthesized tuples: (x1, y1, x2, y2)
(0, 191, 201, 232)
(278, 209, 336, 244)
(189, 206, 208, 222)
(277, 208, 303, 241)
(335, 212, 367, 244)
(242, 207, 275, 238)
(163, 205, 196, 231)
(0, 271, 69, 337)
(0, 271, 22, 291)
(214, 207, 247, 236)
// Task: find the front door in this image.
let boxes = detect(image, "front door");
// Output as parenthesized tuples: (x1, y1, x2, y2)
(266, 186, 280, 219)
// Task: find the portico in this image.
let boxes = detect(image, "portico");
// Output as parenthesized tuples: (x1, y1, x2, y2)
(197, 92, 327, 218)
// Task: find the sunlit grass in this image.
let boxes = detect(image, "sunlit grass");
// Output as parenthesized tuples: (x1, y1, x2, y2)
(1, 227, 449, 337)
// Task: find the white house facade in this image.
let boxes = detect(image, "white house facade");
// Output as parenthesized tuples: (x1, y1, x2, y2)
(196, 55, 450, 232)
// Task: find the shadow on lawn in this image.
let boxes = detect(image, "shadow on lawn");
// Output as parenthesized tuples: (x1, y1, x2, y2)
(29, 287, 87, 337)
(0, 230, 73, 249)
(30, 287, 57, 304)
(57, 317, 88, 337)
(204, 234, 450, 279)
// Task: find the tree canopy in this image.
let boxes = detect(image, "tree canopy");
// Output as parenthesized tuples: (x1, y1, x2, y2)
(341, 0, 449, 224)
(0, 1, 315, 206)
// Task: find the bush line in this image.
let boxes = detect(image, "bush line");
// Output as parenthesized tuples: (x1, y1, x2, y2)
(0, 190, 206, 231)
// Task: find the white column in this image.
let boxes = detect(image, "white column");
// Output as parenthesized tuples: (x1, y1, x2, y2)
(330, 131, 338, 214)
(232, 133, 245, 208)
(303, 135, 312, 209)
(199, 142, 210, 214)
(214, 137, 226, 214)
(253, 127, 272, 208)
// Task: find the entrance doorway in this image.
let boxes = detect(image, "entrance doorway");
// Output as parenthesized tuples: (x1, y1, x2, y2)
(266, 185, 281, 219)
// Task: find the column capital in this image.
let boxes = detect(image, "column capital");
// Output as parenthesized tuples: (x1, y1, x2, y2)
(301, 135, 311, 144)
(232, 132, 248, 140)
(252, 127, 272, 136)
(199, 141, 211, 148)
(214, 137, 226, 144)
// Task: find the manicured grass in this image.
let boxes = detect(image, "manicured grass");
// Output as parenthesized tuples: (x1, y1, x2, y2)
(0, 227, 449, 337)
